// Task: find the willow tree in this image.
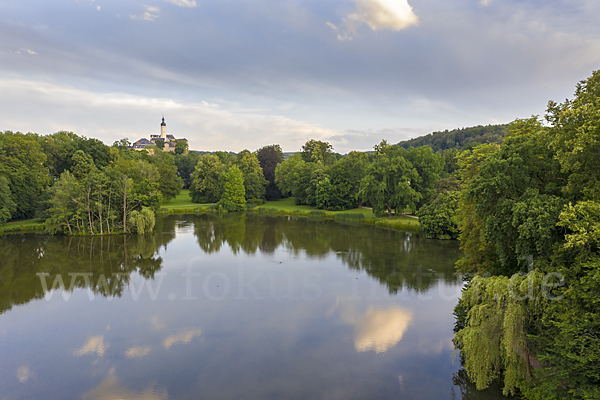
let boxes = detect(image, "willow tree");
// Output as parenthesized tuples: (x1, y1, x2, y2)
(454, 271, 549, 396)
(129, 206, 156, 234)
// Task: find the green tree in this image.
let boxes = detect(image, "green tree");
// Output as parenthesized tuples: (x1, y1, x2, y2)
(175, 140, 188, 155)
(190, 154, 223, 203)
(528, 201, 600, 399)
(0, 131, 50, 219)
(38, 131, 114, 178)
(153, 153, 182, 201)
(38, 131, 81, 179)
(214, 151, 236, 166)
(417, 191, 459, 239)
(174, 151, 200, 189)
(0, 176, 16, 224)
(305, 169, 330, 208)
(315, 175, 333, 209)
(301, 139, 336, 165)
(275, 153, 321, 205)
(547, 69, 600, 200)
(129, 206, 156, 234)
(323, 153, 369, 211)
(454, 143, 500, 274)
(458, 118, 566, 275)
(235, 151, 267, 200)
(454, 272, 548, 396)
(71, 150, 96, 179)
(45, 171, 80, 235)
(275, 153, 305, 197)
(442, 148, 460, 177)
(403, 146, 444, 209)
(220, 165, 246, 211)
(256, 144, 284, 200)
(359, 141, 420, 218)
(155, 140, 165, 150)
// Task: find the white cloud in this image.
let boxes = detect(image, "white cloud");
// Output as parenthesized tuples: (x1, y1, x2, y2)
(165, 0, 197, 8)
(0, 79, 340, 152)
(97, 5, 101, 11)
(328, 0, 419, 41)
(130, 5, 160, 21)
(13, 48, 38, 55)
(480, 0, 493, 5)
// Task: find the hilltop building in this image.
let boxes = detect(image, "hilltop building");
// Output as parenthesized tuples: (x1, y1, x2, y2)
(132, 117, 188, 152)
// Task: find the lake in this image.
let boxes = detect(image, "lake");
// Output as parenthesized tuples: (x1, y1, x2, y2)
(0, 213, 509, 399)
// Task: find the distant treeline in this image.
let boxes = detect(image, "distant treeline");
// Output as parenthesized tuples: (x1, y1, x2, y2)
(397, 124, 508, 152)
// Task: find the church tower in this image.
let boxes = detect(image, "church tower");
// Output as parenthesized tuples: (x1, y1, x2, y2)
(160, 117, 167, 141)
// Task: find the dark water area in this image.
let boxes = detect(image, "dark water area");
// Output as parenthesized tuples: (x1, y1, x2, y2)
(0, 214, 511, 399)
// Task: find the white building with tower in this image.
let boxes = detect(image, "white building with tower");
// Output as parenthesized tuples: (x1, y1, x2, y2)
(132, 117, 188, 152)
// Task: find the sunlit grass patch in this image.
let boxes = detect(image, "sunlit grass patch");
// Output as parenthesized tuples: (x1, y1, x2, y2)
(1, 219, 46, 234)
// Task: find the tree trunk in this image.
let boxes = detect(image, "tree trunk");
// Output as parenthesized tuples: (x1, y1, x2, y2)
(87, 186, 94, 235)
(122, 178, 127, 233)
(106, 184, 112, 234)
(65, 216, 73, 236)
(524, 337, 532, 379)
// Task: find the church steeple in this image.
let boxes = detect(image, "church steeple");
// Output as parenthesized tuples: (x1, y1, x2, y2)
(160, 116, 167, 139)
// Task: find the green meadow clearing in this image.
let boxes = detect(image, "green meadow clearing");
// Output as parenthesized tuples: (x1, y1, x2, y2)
(159, 190, 420, 230)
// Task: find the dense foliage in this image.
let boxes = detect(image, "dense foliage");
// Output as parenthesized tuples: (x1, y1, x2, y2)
(452, 71, 600, 399)
(0, 131, 183, 234)
(274, 140, 442, 215)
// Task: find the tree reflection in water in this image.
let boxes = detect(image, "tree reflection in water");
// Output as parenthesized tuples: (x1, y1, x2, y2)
(0, 218, 176, 315)
(188, 213, 461, 293)
(1, 213, 460, 313)
(451, 369, 518, 400)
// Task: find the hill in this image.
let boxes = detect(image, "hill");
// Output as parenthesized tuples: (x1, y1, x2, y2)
(397, 124, 507, 152)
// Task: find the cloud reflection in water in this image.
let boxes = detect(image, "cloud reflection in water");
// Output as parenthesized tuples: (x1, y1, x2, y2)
(163, 328, 202, 350)
(82, 367, 168, 400)
(74, 335, 108, 357)
(348, 307, 413, 353)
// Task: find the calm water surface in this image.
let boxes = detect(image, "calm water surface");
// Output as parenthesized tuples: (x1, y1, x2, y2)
(0, 214, 509, 399)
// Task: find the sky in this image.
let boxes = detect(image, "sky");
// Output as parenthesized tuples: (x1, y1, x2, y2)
(1, 0, 600, 153)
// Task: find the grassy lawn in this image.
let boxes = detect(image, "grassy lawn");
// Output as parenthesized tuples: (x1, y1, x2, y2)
(1, 218, 46, 234)
(258, 198, 374, 218)
(258, 198, 420, 226)
(160, 189, 207, 209)
(160, 193, 420, 230)
(6, 218, 45, 228)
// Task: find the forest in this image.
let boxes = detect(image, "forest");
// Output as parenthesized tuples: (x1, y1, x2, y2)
(397, 123, 507, 152)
